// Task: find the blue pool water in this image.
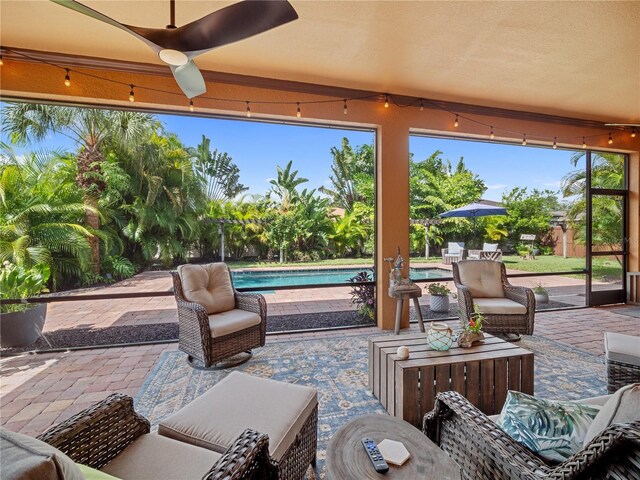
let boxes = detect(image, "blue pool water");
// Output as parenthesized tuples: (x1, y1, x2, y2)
(231, 267, 449, 289)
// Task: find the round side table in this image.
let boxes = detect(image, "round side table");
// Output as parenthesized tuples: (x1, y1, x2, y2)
(325, 414, 461, 479)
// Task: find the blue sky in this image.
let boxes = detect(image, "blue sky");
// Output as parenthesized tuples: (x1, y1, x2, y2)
(1, 103, 583, 201)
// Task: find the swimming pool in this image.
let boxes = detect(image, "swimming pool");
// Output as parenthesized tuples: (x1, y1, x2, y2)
(231, 267, 449, 289)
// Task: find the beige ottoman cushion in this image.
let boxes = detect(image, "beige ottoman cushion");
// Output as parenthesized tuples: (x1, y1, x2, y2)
(101, 433, 221, 480)
(605, 332, 640, 367)
(158, 371, 317, 462)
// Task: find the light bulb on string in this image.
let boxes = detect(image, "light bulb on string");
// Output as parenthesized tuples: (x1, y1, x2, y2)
(343, 99, 348, 115)
(552, 137, 557, 149)
(419, 99, 424, 112)
(0, 55, 3, 66)
(490, 126, 495, 139)
(296, 102, 301, 118)
(632, 128, 637, 138)
(64, 68, 71, 87)
(582, 137, 587, 149)
(608, 133, 613, 144)
(522, 134, 527, 146)
(189, 100, 194, 112)
(246, 101, 251, 118)
(128, 85, 135, 102)
(384, 94, 389, 108)
(453, 115, 459, 128)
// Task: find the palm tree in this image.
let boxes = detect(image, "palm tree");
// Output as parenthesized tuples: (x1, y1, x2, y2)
(1, 103, 155, 272)
(268, 160, 308, 210)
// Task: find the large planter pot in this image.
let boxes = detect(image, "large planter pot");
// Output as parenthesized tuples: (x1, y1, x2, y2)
(1, 303, 47, 348)
(430, 294, 450, 313)
(534, 292, 549, 304)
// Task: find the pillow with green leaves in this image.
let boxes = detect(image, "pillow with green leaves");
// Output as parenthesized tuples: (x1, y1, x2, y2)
(496, 390, 601, 462)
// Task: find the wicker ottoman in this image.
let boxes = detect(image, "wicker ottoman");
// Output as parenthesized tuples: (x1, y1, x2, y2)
(605, 332, 640, 393)
(158, 371, 318, 480)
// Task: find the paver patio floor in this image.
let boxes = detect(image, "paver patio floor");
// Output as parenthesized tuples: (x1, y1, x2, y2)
(1, 305, 638, 438)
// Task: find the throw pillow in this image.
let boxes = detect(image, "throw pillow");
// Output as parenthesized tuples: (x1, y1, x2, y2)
(496, 390, 601, 462)
(583, 383, 640, 446)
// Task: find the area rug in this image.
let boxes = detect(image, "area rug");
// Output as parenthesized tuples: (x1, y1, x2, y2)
(135, 334, 606, 479)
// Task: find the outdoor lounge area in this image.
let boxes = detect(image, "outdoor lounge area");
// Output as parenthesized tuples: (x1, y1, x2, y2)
(1, 1, 640, 479)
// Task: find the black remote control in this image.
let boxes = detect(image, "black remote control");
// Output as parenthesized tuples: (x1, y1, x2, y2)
(361, 437, 389, 473)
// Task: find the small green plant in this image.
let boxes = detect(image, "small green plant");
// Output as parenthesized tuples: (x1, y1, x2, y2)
(427, 283, 451, 296)
(467, 305, 484, 333)
(0, 262, 50, 313)
(348, 268, 375, 320)
(533, 282, 548, 295)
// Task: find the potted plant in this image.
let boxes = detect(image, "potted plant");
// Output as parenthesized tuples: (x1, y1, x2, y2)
(458, 305, 485, 348)
(533, 282, 549, 304)
(0, 262, 50, 348)
(427, 282, 451, 313)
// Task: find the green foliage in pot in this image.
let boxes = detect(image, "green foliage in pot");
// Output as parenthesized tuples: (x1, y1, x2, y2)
(427, 282, 451, 296)
(533, 282, 548, 295)
(0, 262, 50, 313)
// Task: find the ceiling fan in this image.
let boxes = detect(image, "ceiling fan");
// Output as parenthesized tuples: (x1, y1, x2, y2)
(51, 0, 298, 98)
(605, 123, 640, 127)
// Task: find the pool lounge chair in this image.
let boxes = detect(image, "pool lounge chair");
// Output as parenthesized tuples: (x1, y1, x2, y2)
(468, 243, 502, 262)
(442, 242, 465, 264)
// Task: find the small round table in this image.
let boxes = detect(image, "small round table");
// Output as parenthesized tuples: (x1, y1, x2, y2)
(325, 414, 461, 480)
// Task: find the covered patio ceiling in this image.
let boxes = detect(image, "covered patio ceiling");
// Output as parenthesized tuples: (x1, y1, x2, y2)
(1, 1, 639, 124)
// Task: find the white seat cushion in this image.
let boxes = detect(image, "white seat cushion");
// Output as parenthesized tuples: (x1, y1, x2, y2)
(457, 260, 505, 298)
(101, 433, 221, 480)
(583, 383, 640, 446)
(482, 243, 499, 251)
(447, 242, 464, 254)
(208, 309, 262, 338)
(178, 263, 235, 314)
(158, 371, 318, 462)
(473, 297, 526, 315)
(604, 332, 640, 367)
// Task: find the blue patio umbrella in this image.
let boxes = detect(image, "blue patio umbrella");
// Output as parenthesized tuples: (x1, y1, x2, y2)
(440, 202, 508, 243)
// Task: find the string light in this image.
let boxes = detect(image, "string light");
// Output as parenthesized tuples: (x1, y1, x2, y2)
(454, 114, 459, 128)
(552, 137, 557, 149)
(632, 128, 637, 138)
(343, 99, 348, 115)
(128, 84, 135, 102)
(608, 132, 613, 144)
(582, 137, 587, 149)
(0, 55, 3, 66)
(419, 99, 424, 111)
(189, 99, 194, 112)
(384, 94, 389, 108)
(64, 68, 71, 87)
(246, 101, 251, 118)
(296, 102, 301, 118)
(522, 134, 527, 146)
(490, 126, 495, 139)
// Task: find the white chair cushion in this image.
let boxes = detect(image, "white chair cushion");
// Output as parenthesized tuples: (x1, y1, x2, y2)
(473, 298, 526, 314)
(208, 309, 261, 338)
(102, 433, 221, 480)
(605, 332, 640, 367)
(178, 263, 235, 315)
(583, 383, 640, 446)
(158, 371, 318, 462)
(482, 243, 499, 251)
(457, 260, 505, 298)
(448, 242, 464, 254)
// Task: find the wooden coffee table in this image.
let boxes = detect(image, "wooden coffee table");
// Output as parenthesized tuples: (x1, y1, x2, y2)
(368, 332, 534, 427)
(325, 414, 461, 479)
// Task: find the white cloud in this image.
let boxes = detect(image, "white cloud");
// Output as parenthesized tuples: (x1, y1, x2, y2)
(542, 181, 562, 188)
(486, 183, 507, 190)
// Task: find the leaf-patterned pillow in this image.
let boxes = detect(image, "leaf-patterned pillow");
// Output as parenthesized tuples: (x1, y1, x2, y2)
(496, 391, 602, 462)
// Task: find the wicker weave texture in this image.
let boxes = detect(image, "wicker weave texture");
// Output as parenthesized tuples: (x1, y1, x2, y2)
(453, 261, 535, 336)
(606, 358, 640, 393)
(423, 391, 640, 480)
(276, 404, 318, 480)
(172, 266, 267, 368)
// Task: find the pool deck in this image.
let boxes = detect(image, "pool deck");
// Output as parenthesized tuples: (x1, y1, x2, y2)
(34, 262, 596, 333)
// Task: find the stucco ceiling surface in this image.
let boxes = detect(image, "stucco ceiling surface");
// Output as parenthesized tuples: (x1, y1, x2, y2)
(1, 0, 639, 122)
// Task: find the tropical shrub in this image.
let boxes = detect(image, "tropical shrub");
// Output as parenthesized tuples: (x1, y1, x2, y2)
(348, 269, 375, 319)
(427, 283, 451, 296)
(0, 262, 50, 313)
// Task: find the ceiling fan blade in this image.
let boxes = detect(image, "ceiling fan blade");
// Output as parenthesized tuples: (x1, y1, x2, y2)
(50, 0, 161, 52)
(605, 123, 640, 127)
(126, 0, 298, 56)
(170, 61, 206, 98)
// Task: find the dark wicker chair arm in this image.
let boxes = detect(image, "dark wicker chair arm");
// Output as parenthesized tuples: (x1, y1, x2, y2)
(503, 283, 535, 307)
(203, 428, 278, 480)
(423, 391, 551, 480)
(235, 291, 267, 319)
(36, 393, 150, 470)
(455, 285, 475, 329)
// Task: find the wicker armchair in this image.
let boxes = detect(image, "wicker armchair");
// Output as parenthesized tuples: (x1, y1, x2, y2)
(453, 260, 534, 339)
(423, 391, 640, 480)
(172, 263, 267, 368)
(37, 393, 278, 480)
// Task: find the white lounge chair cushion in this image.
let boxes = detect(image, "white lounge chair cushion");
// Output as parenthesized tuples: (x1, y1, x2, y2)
(178, 263, 235, 315)
(604, 332, 640, 367)
(208, 309, 261, 338)
(102, 433, 221, 480)
(447, 242, 464, 254)
(158, 371, 318, 462)
(457, 260, 505, 298)
(473, 298, 526, 314)
(482, 243, 499, 251)
(583, 383, 640, 446)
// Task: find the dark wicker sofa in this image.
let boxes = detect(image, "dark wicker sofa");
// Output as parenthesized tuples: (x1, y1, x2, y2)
(423, 391, 640, 480)
(37, 393, 278, 480)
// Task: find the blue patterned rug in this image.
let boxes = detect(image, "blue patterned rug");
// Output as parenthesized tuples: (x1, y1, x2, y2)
(135, 334, 606, 479)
